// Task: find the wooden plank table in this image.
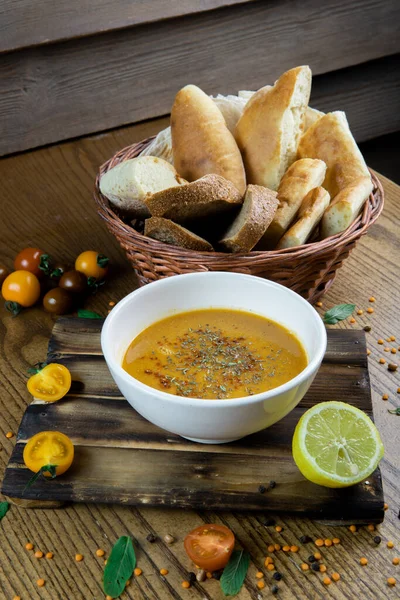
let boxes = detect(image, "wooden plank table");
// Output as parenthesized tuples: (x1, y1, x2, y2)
(0, 120, 399, 599)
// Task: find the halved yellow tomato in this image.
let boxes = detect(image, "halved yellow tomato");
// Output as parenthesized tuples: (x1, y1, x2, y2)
(27, 363, 71, 402)
(23, 431, 74, 477)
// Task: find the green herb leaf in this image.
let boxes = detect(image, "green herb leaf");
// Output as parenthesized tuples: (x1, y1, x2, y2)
(24, 464, 58, 493)
(0, 501, 10, 521)
(220, 550, 250, 596)
(77, 309, 103, 319)
(97, 254, 109, 268)
(388, 407, 400, 416)
(323, 303, 356, 325)
(103, 536, 136, 598)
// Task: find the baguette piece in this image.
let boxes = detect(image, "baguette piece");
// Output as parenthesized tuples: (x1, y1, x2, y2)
(321, 176, 373, 238)
(144, 217, 213, 251)
(235, 66, 312, 190)
(277, 187, 330, 249)
(219, 185, 278, 253)
(146, 174, 243, 223)
(171, 84, 246, 194)
(297, 111, 371, 197)
(258, 158, 327, 248)
(99, 156, 186, 217)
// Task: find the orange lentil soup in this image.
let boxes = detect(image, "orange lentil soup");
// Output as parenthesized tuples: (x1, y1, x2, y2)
(122, 309, 307, 399)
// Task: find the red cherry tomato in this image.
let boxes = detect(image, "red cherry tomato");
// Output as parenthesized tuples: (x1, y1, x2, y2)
(184, 524, 235, 571)
(14, 248, 46, 278)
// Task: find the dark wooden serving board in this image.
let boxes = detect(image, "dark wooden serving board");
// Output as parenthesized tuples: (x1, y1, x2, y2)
(2, 318, 384, 522)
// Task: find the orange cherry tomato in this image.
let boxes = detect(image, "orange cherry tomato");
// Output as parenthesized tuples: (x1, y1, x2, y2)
(2, 270, 41, 307)
(23, 431, 74, 477)
(14, 248, 46, 277)
(184, 524, 235, 571)
(27, 363, 71, 402)
(75, 251, 109, 280)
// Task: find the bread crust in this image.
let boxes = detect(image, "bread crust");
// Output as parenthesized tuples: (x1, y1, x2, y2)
(171, 85, 246, 194)
(144, 217, 213, 251)
(277, 187, 330, 248)
(321, 176, 373, 238)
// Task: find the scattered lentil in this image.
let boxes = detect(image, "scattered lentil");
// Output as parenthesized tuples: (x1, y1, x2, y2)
(360, 558, 368, 566)
(384, 503, 389, 510)
(75, 554, 83, 562)
(108, 301, 115, 307)
(206, 572, 212, 579)
(373, 536, 382, 545)
(319, 565, 327, 573)
(273, 572, 283, 581)
(378, 339, 384, 344)
(104, 560, 107, 565)
(25, 543, 34, 551)
(268, 545, 275, 553)
(301, 563, 309, 571)
(379, 358, 386, 364)
(349, 318, 356, 324)
(382, 394, 389, 400)
(125, 580, 130, 587)
(312, 563, 320, 572)
(267, 564, 275, 571)
(316, 301, 323, 307)
(390, 336, 396, 341)
(96, 549, 105, 557)
(332, 572, 341, 582)
(323, 577, 332, 585)
(367, 524, 375, 531)
(392, 558, 400, 566)
(388, 541, 394, 549)
(256, 571, 264, 579)
(265, 557, 274, 566)
(384, 347, 390, 352)
(257, 580, 265, 590)
(324, 539, 332, 547)
(146, 533, 157, 543)
(275, 526, 282, 533)
(388, 363, 398, 371)
(315, 539, 324, 547)
(134, 568, 142, 577)
(387, 577, 396, 586)
(369, 297, 375, 302)
(282, 545, 291, 552)
(258, 485, 266, 494)
(367, 308, 374, 314)
(164, 534, 175, 545)
(106, 596, 113, 600)
(181, 581, 190, 589)
(37, 579, 45, 587)
(5, 432, 14, 439)
(291, 545, 299, 553)
(45, 552, 53, 559)
(274, 544, 281, 551)
(357, 310, 364, 315)
(391, 348, 397, 354)
(367, 349, 371, 355)
(333, 538, 341, 545)
(160, 569, 169, 576)
(364, 326, 371, 332)
(271, 584, 279, 594)
(196, 570, 206, 582)
(314, 552, 322, 560)
(12, 596, 21, 600)
(300, 535, 311, 544)
(34, 551, 43, 559)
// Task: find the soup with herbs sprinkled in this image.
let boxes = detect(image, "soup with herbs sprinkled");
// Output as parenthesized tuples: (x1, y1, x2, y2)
(122, 309, 307, 399)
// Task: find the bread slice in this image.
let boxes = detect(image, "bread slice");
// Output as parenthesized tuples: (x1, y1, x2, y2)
(258, 158, 326, 248)
(146, 174, 243, 223)
(99, 156, 186, 217)
(297, 111, 371, 197)
(144, 217, 213, 251)
(171, 84, 246, 194)
(321, 176, 373, 238)
(235, 66, 312, 191)
(219, 185, 278, 253)
(277, 187, 330, 249)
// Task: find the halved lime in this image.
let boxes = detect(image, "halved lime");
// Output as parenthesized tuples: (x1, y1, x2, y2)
(292, 401, 384, 488)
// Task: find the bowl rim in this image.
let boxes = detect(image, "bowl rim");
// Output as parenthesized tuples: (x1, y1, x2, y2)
(101, 272, 327, 407)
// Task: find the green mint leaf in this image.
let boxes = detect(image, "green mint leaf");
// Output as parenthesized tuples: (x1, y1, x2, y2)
(0, 501, 10, 521)
(77, 309, 103, 319)
(323, 303, 356, 325)
(220, 550, 250, 596)
(103, 536, 136, 598)
(388, 407, 400, 415)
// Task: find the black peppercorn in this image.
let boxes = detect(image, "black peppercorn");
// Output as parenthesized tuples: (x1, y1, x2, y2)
(364, 326, 371, 332)
(212, 570, 222, 580)
(273, 572, 282, 581)
(188, 572, 196, 584)
(258, 484, 266, 494)
(271, 584, 279, 594)
(269, 480, 276, 489)
(373, 535, 381, 545)
(308, 555, 316, 563)
(146, 533, 157, 543)
(300, 535, 311, 544)
(264, 518, 276, 526)
(312, 563, 320, 571)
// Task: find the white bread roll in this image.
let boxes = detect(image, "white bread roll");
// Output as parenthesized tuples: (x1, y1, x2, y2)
(258, 158, 326, 248)
(99, 156, 187, 217)
(219, 185, 278, 253)
(235, 66, 312, 190)
(277, 187, 330, 249)
(297, 111, 371, 197)
(321, 176, 373, 238)
(171, 85, 246, 194)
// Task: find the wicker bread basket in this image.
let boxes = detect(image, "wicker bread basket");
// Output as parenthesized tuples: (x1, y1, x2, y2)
(94, 137, 384, 303)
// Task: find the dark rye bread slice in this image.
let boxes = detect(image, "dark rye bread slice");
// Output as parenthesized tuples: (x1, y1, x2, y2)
(145, 174, 243, 224)
(219, 185, 278, 253)
(144, 217, 213, 251)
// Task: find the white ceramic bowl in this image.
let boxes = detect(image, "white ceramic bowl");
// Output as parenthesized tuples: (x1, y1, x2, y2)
(101, 272, 327, 443)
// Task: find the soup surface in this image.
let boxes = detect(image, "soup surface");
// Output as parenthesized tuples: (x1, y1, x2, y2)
(122, 309, 307, 399)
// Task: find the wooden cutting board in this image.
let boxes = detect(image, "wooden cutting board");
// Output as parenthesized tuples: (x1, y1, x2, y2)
(2, 318, 384, 522)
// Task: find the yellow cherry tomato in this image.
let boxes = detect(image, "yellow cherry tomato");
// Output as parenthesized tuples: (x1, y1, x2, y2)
(23, 431, 74, 477)
(2, 270, 41, 307)
(75, 251, 109, 279)
(27, 363, 71, 402)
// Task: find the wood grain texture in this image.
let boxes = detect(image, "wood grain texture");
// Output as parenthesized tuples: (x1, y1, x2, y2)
(1, 0, 400, 155)
(2, 321, 384, 520)
(0, 0, 256, 53)
(0, 122, 399, 599)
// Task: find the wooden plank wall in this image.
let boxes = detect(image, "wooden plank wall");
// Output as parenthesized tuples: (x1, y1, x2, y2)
(0, 0, 399, 156)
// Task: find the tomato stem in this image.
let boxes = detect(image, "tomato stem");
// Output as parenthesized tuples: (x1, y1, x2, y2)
(5, 301, 22, 316)
(87, 277, 105, 294)
(38, 254, 52, 275)
(24, 464, 58, 492)
(97, 254, 109, 268)
(27, 361, 48, 375)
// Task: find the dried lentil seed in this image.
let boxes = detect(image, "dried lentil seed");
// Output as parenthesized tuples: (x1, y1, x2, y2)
(367, 349, 371, 355)
(25, 543, 34, 550)
(379, 358, 386, 364)
(349, 525, 357, 532)
(37, 579, 45, 587)
(275, 526, 282, 532)
(256, 571, 264, 579)
(34, 551, 43, 559)
(388, 541, 395, 549)
(388, 363, 398, 371)
(367, 308, 374, 314)
(206, 572, 212, 579)
(393, 558, 400, 565)
(267, 545, 275, 553)
(378, 339, 384, 344)
(45, 552, 53, 559)
(96, 548, 105, 557)
(182, 581, 190, 589)
(134, 568, 142, 576)
(314, 552, 322, 560)
(382, 394, 389, 400)
(267, 563, 275, 571)
(324, 539, 332, 547)
(290, 545, 299, 553)
(323, 577, 332, 585)
(349, 317, 356, 323)
(332, 538, 340, 545)
(357, 309, 363, 315)
(160, 569, 169, 576)
(265, 557, 273, 565)
(315, 539, 324, 547)
(282, 545, 291, 552)
(367, 524, 375, 531)
(360, 557, 368, 565)
(5, 432, 13, 439)
(369, 297, 375, 302)
(391, 348, 397, 354)
(257, 580, 265, 589)
(319, 565, 327, 572)
(390, 336, 396, 341)
(384, 503, 389, 510)
(384, 347, 390, 352)
(301, 563, 309, 571)
(387, 577, 396, 586)
(274, 544, 281, 551)
(332, 572, 341, 582)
